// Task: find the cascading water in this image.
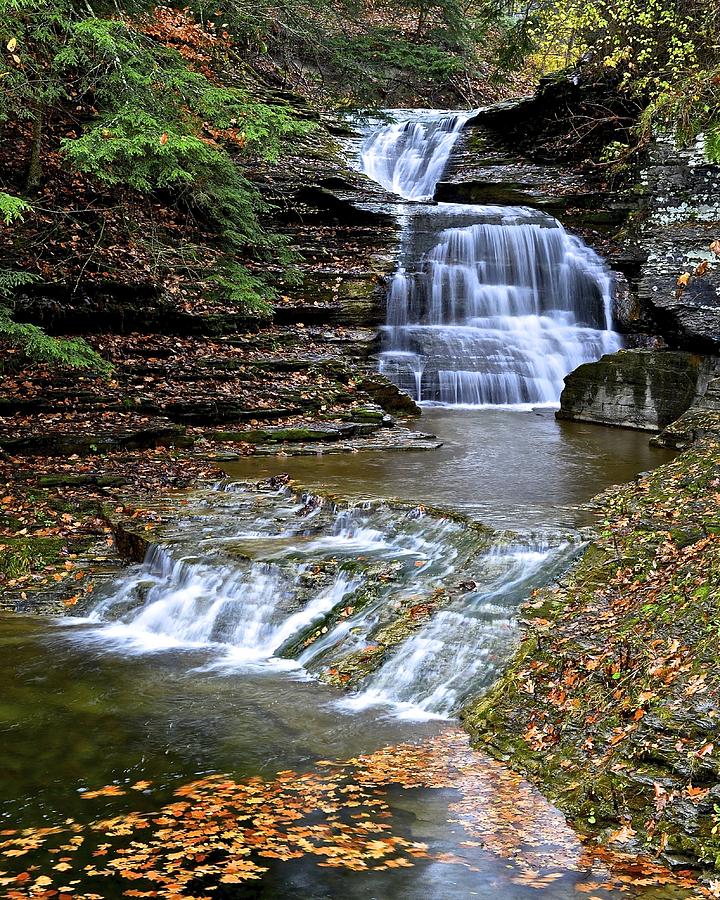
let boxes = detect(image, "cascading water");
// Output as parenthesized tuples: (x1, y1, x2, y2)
(359, 109, 475, 201)
(379, 206, 621, 405)
(74, 110, 614, 720)
(85, 488, 466, 662)
(357, 111, 622, 406)
(341, 542, 569, 718)
(81, 483, 577, 717)
(89, 545, 361, 663)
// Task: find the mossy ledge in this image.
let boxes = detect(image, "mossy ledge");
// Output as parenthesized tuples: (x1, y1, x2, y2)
(463, 438, 720, 875)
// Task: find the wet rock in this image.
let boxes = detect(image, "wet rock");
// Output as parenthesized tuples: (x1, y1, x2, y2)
(355, 373, 421, 416)
(437, 122, 631, 252)
(612, 272, 666, 340)
(557, 349, 716, 431)
(250, 427, 442, 456)
(273, 274, 385, 327)
(293, 184, 395, 226)
(635, 137, 720, 352)
(207, 423, 359, 445)
(0, 420, 189, 456)
(653, 374, 720, 448)
(112, 521, 151, 563)
(349, 405, 386, 422)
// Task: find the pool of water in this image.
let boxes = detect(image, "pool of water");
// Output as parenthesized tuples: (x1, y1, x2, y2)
(223, 408, 675, 529)
(0, 615, 696, 898)
(0, 413, 685, 899)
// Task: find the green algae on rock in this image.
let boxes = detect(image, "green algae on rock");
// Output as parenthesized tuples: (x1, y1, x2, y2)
(557, 350, 716, 432)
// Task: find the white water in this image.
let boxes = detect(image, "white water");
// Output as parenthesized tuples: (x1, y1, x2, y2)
(88, 546, 360, 662)
(86, 499, 463, 662)
(379, 205, 621, 405)
(359, 109, 475, 201)
(358, 111, 622, 406)
(82, 486, 575, 717)
(341, 543, 564, 719)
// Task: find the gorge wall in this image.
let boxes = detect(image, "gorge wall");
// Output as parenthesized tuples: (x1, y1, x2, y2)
(557, 131, 720, 437)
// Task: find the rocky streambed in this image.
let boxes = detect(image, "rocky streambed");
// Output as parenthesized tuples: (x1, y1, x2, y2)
(3, 76, 720, 895)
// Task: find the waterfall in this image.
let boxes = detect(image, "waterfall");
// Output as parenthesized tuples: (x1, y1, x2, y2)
(88, 546, 361, 662)
(359, 110, 474, 201)
(357, 111, 622, 407)
(82, 484, 576, 718)
(85, 497, 464, 662)
(379, 206, 621, 406)
(340, 542, 571, 719)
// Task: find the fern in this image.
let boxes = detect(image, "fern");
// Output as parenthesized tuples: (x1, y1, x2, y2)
(704, 127, 720, 163)
(0, 269, 39, 298)
(208, 261, 277, 319)
(1, 2, 311, 317)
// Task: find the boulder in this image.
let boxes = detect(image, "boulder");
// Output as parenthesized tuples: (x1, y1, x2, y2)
(557, 349, 715, 431)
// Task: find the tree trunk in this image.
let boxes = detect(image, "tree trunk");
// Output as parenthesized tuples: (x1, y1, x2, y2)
(26, 113, 43, 192)
(416, 3, 427, 37)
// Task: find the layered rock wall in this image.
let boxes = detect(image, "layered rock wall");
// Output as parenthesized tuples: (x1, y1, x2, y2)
(557, 350, 717, 431)
(637, 137, 720, 352)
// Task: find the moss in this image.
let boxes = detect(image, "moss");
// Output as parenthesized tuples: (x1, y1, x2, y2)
(0, 535, 66, 579)
(38, 474, 130, 488)
(463, 437, 720, 874)
(374, 587, 452, 646)
(350, 406, 385, 423)
(209, 426, 338, 444)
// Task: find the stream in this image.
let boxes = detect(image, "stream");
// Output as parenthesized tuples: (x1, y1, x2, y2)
(0, 111, 694, 898)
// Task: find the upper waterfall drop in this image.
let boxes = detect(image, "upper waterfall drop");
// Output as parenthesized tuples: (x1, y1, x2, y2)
(359, 109, 475, 201)
(357, 109, 622, 407)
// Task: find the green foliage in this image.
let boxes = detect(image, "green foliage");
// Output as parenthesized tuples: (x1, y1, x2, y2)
(0, 271, 111, 371)
(388, 0, 467, 46)
(0, 310, 111, 371)
(525, 0, 719, 151)
(329, 28, 463, 86)
(0, 268, 38, 297)
(0, 1, 309, 315)
(0, 536, 62, 579)
(196, 0, 522, 105)
(190, 0, 335, 49)
(706, 128, 720, 164)
(0, 191, 31, 224)
(209, 262, 275, 319)
(638, 65, 720, 159)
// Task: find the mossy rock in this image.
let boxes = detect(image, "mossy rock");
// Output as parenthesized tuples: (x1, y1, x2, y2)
(0, 535, 66, 580)
(209, 425, 354, 444)
(38, 474, 131, 488)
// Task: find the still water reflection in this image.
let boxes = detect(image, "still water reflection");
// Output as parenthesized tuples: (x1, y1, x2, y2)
(224, 408, 675, 529)
(0, 616, 697, 898)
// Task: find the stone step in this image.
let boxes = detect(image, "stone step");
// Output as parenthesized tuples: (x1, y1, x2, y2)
(0, 421, 189, 456)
